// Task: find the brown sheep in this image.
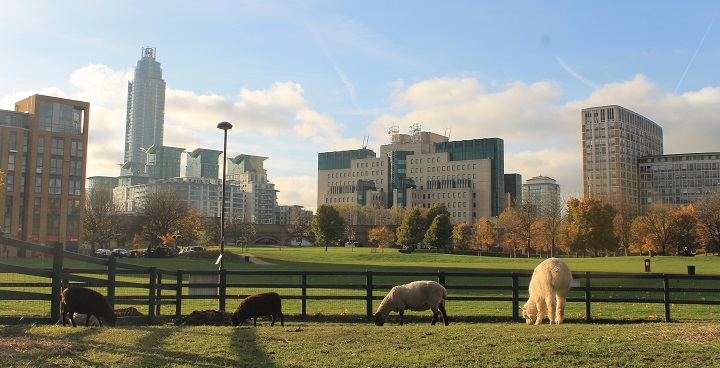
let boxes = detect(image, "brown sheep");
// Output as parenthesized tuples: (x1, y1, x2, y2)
(61, 287, 117, 327)
(231, 292, 284, 327)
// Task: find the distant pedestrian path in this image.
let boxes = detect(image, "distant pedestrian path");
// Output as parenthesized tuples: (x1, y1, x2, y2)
(240, 253, 276, 265)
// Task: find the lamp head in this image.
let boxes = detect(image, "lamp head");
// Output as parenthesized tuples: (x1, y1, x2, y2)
(217, 121, 233, 131)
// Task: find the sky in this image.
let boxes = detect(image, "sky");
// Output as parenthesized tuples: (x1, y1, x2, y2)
(2, 1, 720, 212)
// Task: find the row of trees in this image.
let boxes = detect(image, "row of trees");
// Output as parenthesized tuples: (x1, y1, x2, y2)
(82, 185, 720, 257)
(314, 192, 720, 257)
(470, 194, 720, 257)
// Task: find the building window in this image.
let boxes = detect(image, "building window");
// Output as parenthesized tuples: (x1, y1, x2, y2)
(49, 178, 62, 195)
(51, 137, 64, 155)
(9, 131, 17, 150)
(71, 140, 84, 157)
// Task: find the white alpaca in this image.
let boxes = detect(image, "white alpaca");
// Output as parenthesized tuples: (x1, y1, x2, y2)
(522, 258, 572, 325)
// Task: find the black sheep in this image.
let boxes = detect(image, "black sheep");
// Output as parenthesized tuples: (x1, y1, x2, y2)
(232, 292, 284, 327)
(61, 287, 117, 327)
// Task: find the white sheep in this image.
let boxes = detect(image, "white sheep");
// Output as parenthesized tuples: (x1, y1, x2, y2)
(522, 257, 573, 325)
(70, 313, 101, 327)
(374, 280, 449, 326)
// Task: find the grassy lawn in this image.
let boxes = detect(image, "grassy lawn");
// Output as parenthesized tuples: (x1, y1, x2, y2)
(1, 322, 719, 368)
(2, 247, 720, 367)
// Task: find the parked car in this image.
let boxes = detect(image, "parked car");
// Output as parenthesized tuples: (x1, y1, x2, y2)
(144, 246, 177, 258)
(180, 246, 205, 254)
(111, 248, 131, 258)
(94, 249, 112, 258)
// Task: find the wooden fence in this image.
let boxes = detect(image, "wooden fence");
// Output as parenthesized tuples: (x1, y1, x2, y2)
(2, 236, 720, 325)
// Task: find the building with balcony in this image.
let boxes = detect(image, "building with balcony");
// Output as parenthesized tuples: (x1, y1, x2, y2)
(0, 95, 90, 255)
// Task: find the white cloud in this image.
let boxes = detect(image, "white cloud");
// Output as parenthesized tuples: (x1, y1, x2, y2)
(370, 74, 720, 197)
(4, 66, 720, 213)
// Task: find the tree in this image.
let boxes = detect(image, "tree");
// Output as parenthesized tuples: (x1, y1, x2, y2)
(369, 226, 395, 250)
(613, 205, 637, 256)
(452, 223, 473, 253)
(635, 203, 673, 255)
(396, 206, 425, 248)
(562, 197, 617, 257)
(389, 205, 406, 226)
(425, 203, 450, 230)
(536, 197, 564, 257)
(695, 191, 720, 254)
(226, 215, 256, 252)
(312, 204, 346, 251)
(138, 188, 190, 251)
(287, 209, 312, 248)
(175, 209, 202, 248)
(424, 213, 453, 252)
(355, 204, 386, 226)
(471, 218, 496, 256)
(198, 217, 220, 247)
(83, 186, 119, 252)
(668, 204, 698, 255)
(497, 202, 537, 257)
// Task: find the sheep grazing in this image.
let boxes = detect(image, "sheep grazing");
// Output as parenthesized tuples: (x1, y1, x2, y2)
(61, 287, 117, 327)
(522, 257, 573, 325)
(232, 292, 284, 327)
(374, 280, 448, 326)
(65, 313, 100, 327)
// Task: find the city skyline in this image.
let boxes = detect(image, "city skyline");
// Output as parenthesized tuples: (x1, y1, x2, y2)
(2, 2, 720, 211)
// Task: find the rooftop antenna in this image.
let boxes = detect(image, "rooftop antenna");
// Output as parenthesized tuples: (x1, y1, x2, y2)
(388, 125, 400, 143)
(445, 127, 451, 141)
(410, 123, 421, 142)
(362, 135, 369, 149)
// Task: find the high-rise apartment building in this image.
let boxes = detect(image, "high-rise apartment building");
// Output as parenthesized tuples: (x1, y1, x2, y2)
(122, 47, 165, 176)
(522, 175, 560, 218)
(186, 148, 222, 179)
(639, 152, 720, 208)
(317, 126, 505, 224)
(0, 95, 90, 255)
(581, 105, 663, 211)
(226, 155, 277, 224)
(144, 145, 184, 180)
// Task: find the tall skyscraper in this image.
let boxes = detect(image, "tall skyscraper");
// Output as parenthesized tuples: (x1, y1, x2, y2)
(122, 47, 165, 176)
(581, 105, 663, 211)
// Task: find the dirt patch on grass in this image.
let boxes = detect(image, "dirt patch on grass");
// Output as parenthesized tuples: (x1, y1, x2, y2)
(645, 324, 720, 345)
(0, 335, 71, 358)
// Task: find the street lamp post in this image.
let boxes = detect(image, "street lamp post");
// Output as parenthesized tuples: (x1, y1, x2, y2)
(217, 121, 233, 270)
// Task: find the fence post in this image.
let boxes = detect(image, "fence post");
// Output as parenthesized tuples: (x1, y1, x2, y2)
(438, 271, 446, 287)
(585, 272, 592, 323)
(511, 272, 519, 321)
(107, 255, 116, 308)
(218, 269, 227, 312)
(663, 275, 671, 322)
(148, 267, 157, 324)
(175, 271, 183, 319)
(366, 271, 373, 320)
(156, 273, 162, 316)
(301, 272, 307, 318)
(51, 243, 64, 324)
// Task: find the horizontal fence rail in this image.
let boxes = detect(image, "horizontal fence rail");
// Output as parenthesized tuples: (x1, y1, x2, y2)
(2, 236, 720, 325)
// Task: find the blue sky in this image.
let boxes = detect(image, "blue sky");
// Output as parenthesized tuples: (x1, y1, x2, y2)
(2, 1, 720, 211)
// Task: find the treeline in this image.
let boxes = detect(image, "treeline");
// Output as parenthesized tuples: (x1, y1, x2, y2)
(315, 193, 720, 257)
(83, 183, 720, 257)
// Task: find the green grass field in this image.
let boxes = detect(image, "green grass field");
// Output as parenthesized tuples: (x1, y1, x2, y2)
(2, 247, 720, 367)
(2, 322, 719, 367)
